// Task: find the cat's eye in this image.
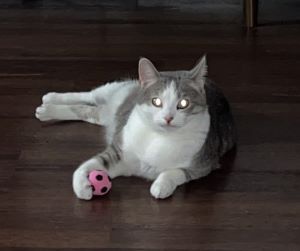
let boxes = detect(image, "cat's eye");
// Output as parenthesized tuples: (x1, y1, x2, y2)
(152, 97, 162, 107)
(177, 99, 189, 109)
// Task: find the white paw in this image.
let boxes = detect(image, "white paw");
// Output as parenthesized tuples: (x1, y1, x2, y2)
(42, 92, 59, 104)
(35, 104, 53, 121)
(72, 169, 93, 200)
(150, 175, 176, 199)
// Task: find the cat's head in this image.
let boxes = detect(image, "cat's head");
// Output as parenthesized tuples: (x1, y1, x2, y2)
(137, 55, 208, 132)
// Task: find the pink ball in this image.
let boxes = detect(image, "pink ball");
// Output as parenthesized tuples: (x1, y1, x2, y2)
(88, 170, 112, 196)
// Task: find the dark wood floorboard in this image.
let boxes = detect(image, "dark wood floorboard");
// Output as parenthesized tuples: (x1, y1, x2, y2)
(0, 8, 299, 251)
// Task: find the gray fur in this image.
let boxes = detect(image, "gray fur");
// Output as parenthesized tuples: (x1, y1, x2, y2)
(94, 144, 122, 170)
(185, 79, 237, 180)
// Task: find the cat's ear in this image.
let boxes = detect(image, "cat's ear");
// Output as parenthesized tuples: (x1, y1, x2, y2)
(138, 57, 159, 88)
(189, 55, 208, 82)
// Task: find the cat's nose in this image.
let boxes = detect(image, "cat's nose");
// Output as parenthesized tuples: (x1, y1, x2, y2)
(164, 116, 174, 125)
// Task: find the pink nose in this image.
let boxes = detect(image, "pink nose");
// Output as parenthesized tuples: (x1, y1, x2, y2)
(164, 116, 174, 124)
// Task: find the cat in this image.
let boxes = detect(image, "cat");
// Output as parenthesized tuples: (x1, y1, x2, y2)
(35, 55, 236, 200)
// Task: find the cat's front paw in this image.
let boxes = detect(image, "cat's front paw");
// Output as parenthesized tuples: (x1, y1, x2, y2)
(73, 169, 93, 200)
(150, 174, 176, 199)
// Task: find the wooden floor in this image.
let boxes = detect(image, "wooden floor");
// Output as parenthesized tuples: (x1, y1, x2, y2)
(0, 8, 300, 251)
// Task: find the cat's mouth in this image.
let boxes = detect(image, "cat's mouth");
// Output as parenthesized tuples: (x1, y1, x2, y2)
(158, 123, 180, 130)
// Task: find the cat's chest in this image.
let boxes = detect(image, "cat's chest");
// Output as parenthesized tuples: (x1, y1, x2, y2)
(122, 110, 207, 169)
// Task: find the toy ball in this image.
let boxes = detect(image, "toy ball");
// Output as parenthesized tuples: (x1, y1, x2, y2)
(88, 170, 112, 196)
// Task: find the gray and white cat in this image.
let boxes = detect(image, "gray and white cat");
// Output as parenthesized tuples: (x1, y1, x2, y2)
(35, 55, 236, 200)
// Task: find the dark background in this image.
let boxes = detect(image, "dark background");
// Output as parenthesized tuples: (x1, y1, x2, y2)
(1, 0, 300, 24)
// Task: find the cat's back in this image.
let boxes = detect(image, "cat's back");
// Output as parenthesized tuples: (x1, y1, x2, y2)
(204, 79, 237, 156)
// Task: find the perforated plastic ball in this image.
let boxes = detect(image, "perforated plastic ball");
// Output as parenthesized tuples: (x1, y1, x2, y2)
(88, 170, 112, 196)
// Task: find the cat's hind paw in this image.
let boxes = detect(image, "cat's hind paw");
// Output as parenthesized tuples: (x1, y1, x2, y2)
(35, 104, 53, 121)
(42, 92, 59, 104)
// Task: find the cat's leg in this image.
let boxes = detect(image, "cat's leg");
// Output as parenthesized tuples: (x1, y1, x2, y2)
(150, 165, 213, 199)
(42, 81, 127, 105)
(42, 91, 95, 105)
(35, 104, 103, 125)
(73, 145, 134, 200)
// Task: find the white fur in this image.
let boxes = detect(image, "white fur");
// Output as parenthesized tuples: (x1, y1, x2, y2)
(35, 80, 137, 133)
(122, 106, 210, 180)
(36, 104, 101, 124)
(121, 102, 210, 198)
(153, 81, 178, 126)
(43, 92, 94, 105)
(150, 169, 186, 199)
(73, 158, 99, 200)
